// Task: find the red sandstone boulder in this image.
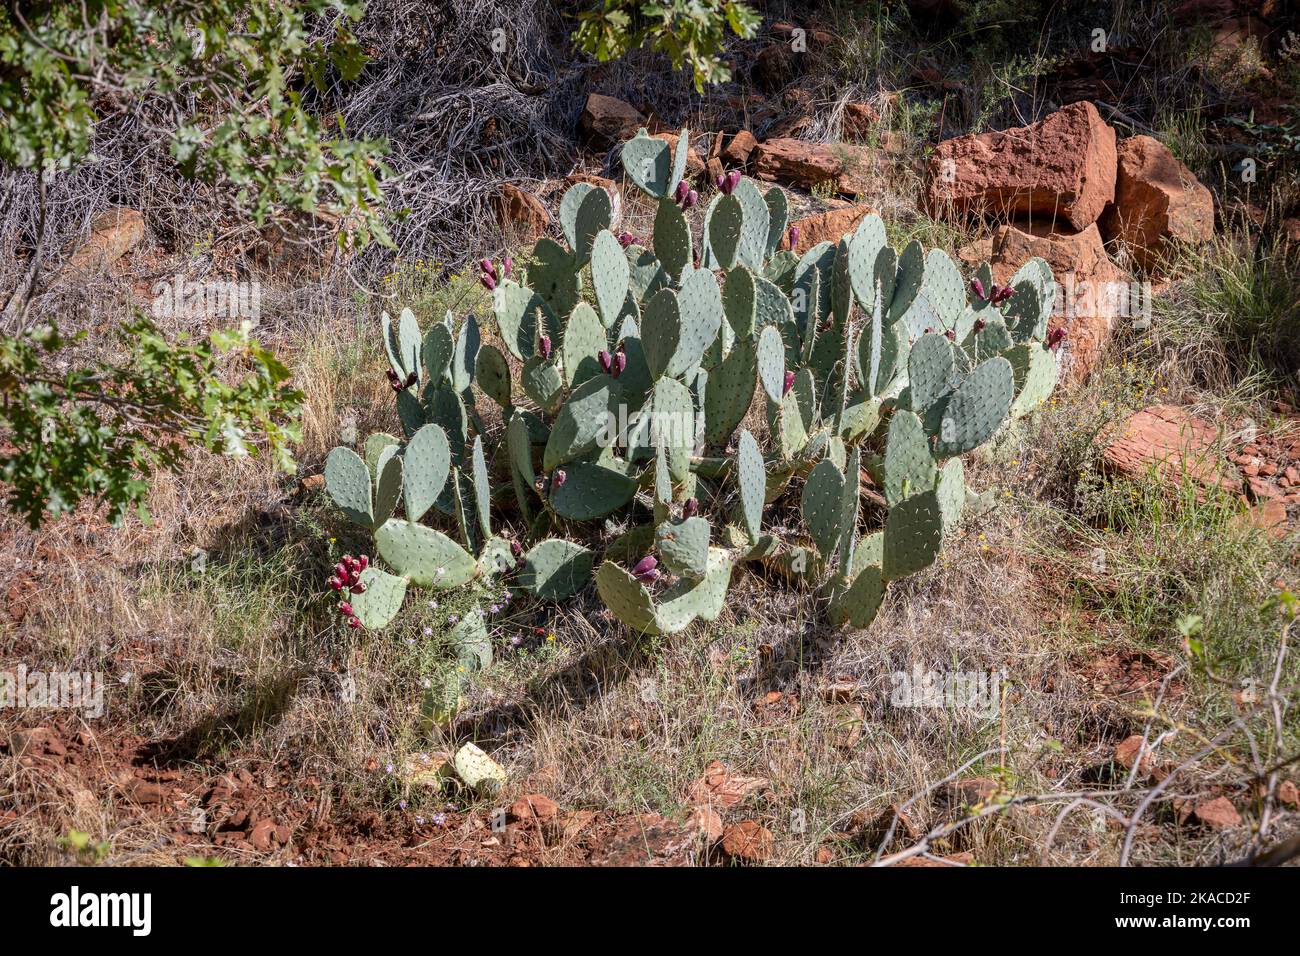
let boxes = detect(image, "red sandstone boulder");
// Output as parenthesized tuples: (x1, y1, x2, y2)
(927, 101, 1117, 229)
(1100, 135, 1214, 270)
(753, 139, 875, 196)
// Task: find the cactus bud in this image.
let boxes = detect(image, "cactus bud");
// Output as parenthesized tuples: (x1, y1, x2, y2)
(715, 173, 726, 192)
(973, 318, 986, 334)
(328, 576, 343, 591)
(351, 582, 366, 594)
(348, 616, 362, 629)
(612, 350, 627, 377)
(551, 469, 566, 492)
(725, 170, 741, 194)
(510, 540, 522, 558)
(684, 189, 698, 209)
(618, 231, 635, 248)
(675, 180, 689, 203)
(339, 602, 354, 616)
(502, 256, 512, 278)
(405, 371, 418, 388)
(358, 555, 368, 571)
(1047, 327, 1067, 351)
(631, 555, 659, 581)
(783, 370, 795, 395)
(788, 226, 800, 249)
(944, 329, 956, 341)
(598, 350, 612, 374)
(334, 562, 347, 579)
(386, 369, 400, 385)
(538, 334, 552, 360)
(683, 497, 699, 517)
(480, 272, 496, 292)
(969, 277, 986, 300)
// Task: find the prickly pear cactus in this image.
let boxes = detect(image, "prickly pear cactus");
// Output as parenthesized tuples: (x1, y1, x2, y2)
(319, 129, 1063, 720)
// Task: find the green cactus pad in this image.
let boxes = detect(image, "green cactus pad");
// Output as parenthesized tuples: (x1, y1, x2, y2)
(594, 560, 659, 632)
(374, 445, 403, 526)
(703, 334, 756, 447)
(375, 519, 478, 587)
(347, 567, 408, 630)
(757, 324, 786, 403)
(722, 265, 757, 339)
(847, 213, 888, 310)
(506, 410, 536, 491)
(521, 355, 565, 414)
(641, 288, 682, 381)
(772, 366, 817, 460)
(1008, 342, 1058, 418)
(451, 607, 492, 674)
(560, 181, 594, 249)
(832, 562, 884, 629)
(653, 547, 733, 633)
(706, 193, 744, 271)
(474, 344, 511, 408)
(935, 456, 965, 531)
(493, 282, 544, 361)
(971, 314, 1014, 360)
(890, 239, 924, 323)
(620, 128, 673, 198)
(653, 198, 692, 280)
(591, 229, 631, 326)
(396, 388, 426, 437)
(733, 177, 770, 271)
(764, 187, 789, 259)
(477, 535, 516, 578)
(518, 539, 595, 600)
(450, 313, 480, 394)
(675, 268, 723, 376)
(882, 489, 944, 581)
(422, 321, 454, 387)
(935, 355, 1014, 456)
(560, 301, 607, 388)
(651, 376, 697, 482)
(402, 424, 450, 522)
(656, 515, 711, 579)
(627, 245, 670, 304)
(544, 374, 621, 471)
(883, 409, 936, 506)
(549, 461, 639, 519)
(754, 274, 795, 331)
(471, 436, 491, 540)
(325, 446, 373, 527)
(527, 237, 581, 322)
(802, 458, 848, 558)
(453, 742, 506, 797)
(908, 331, 960, 413)
(363, 433, 400, 477)
(736, 429, 765, 543)
(572, 186, 612, 266)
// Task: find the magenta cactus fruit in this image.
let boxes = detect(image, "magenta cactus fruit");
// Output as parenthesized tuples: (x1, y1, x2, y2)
(682, 497, 699, 517)
(348, 617, 362, 630)
(598, 349, 612, 374)
(551, 469, 567, 492)
(328, 576, 343, 591)
(502, 256, 512, 278)
(339, 601, 354, 616)
(618, 231, 635, 248)
(358, 555, 369, 571)
(479, 258, 494, 277)
(1047, 327, 1067, 351)
(675, 179, 689, 203)
(969, 277, 986, 300)
(480, 272, 496, 292)
(725, 169, 741, 194)
(973, 318, 987, 334)
(510, 540, 523, 558)
(351, 582, 366, 594)
(684, 189, 698, 209)
(538, 334, 552, 360)
(631, 555, 659, 581)
(715, 173, 726, 192)
(783, 370, 796, 395)
(788, 226, 800, 249)
(612, 350, 627, 377)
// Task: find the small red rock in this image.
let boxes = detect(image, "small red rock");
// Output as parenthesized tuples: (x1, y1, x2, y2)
(720, 820, 774, 863)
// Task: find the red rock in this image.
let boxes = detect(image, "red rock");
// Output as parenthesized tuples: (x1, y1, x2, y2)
(248, 817, 277, 851)
(579, 94, 644, 147)
(688, 806, 724, 841)
(1101, 405, 1241, 499)
(1278, 780, 1298, 808)
(494, 183, 549, 239)
(1188, 796, 1241, 830)
(842, 102, 880, 142)
(1234, 499, 1288, 538)
(783, 204, 875, 255)
(720, 820, 774, 863)
(894, 851, 974, 867)
(686, 760, 770, 811)
(987, 220, 1131, 382)
(721, 130, 758, 167)
(1100, 135, 1214, 270)
(508, 793, 560, 824)
(753, 139, 876, 196)
(7, 727, 67, 758)
(1114, 735, 1155, 774)
(63, 207, 145, 277)
(123, 778, 169, 805)
(927, 101, 1116, 229)
(591, 813, 699, 866)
